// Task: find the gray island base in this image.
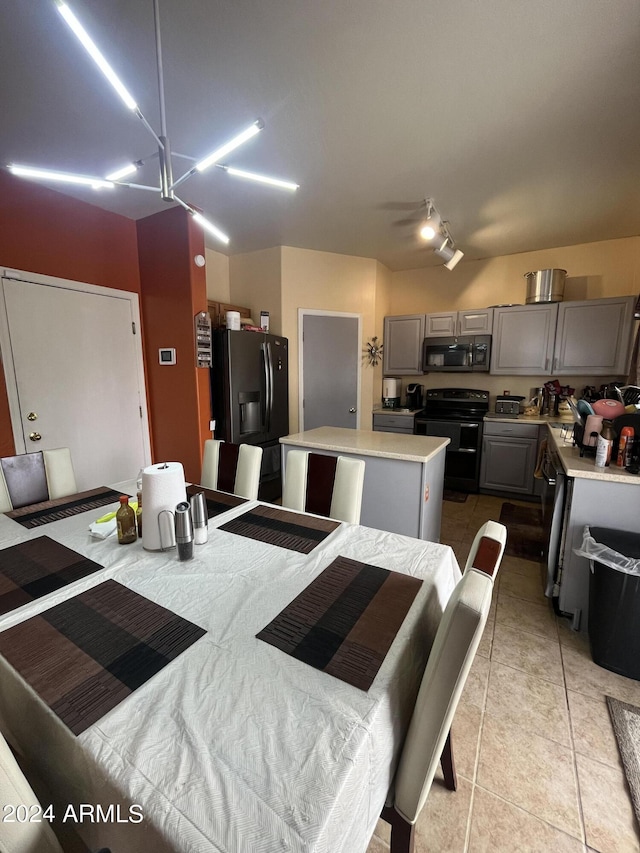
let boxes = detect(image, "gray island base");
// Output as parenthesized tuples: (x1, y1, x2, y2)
(280, 427, 450, 541)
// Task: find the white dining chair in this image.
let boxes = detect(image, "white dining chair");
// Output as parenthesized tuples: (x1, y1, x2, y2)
(438, 518, 507, 792)
(0, 448, 77, 512)
(379, 569, 494, 853)
(0, 728, 64, 853)
(281, 450, 365, 524)
(200, 439, 263, 500)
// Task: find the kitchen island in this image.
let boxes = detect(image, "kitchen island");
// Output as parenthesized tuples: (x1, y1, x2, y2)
(280, 427, 449, 541)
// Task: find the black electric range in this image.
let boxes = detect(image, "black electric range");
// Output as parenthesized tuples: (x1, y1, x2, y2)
(415, 389, 490, 492)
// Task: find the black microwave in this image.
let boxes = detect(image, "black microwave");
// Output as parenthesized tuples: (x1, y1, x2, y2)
(422, 334, 491, 372)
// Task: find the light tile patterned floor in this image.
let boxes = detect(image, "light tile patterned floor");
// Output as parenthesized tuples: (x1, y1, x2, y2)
(367, 493, 640, 853)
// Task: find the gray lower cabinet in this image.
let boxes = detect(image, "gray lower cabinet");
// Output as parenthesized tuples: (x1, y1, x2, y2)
(480, 421, 539, 495)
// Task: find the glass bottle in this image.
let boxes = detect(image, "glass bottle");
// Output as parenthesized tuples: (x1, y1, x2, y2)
(116, 495, 137, 544)
(595, 420, 615, 468)
(136, 490, 143, 537)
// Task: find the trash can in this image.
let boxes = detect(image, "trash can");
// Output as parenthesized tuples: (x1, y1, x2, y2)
(580, 527, 640, 680)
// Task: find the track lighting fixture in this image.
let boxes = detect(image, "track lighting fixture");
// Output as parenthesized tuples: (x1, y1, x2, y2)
(418, 197, 464, 270)
(7, 0, 298, 246)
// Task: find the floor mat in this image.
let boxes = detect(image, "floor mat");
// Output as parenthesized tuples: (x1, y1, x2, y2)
(499, 502, 545, 561)
(443, 490, 468, 503)
(607, 696, 640, 831)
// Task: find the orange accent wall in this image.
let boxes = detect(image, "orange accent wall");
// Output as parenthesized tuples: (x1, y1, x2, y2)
(0, 171, 141, 457)
(136, 206, 209, 483)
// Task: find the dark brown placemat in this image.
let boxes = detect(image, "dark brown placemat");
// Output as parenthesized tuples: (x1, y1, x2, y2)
(0, 580, 206, 735)
(0, 536, 104, 616)
(5, 487, 125, 529)
(219, 504, 340, 554)
(186, 483, 247, 518)
(257, 556, 422, 690)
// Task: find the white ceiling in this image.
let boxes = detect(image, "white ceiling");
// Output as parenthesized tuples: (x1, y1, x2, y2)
(2, 0, 640, 271)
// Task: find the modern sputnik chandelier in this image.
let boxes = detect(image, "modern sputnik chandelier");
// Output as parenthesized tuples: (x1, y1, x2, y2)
(8, 0, 299, 245)
(418, 198, 464, 270)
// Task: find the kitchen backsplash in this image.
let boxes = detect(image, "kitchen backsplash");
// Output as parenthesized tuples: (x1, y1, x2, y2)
(384, 374, 625, 408)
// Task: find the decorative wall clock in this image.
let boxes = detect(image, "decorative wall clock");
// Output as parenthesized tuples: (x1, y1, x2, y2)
(364, 337, 384, 366)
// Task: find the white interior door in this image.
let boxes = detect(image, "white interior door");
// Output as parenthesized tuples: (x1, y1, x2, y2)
(0, 273, 151, 490)
(300, 311, 361, 431)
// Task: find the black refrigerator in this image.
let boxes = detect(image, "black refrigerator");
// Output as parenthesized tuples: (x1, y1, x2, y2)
(210, 329, 289, 501)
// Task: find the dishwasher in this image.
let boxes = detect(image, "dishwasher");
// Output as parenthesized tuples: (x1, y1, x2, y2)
(541, 442, 573, 613)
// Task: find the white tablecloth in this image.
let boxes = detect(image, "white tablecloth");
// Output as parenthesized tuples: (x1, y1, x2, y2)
(0, 482, 461, 853)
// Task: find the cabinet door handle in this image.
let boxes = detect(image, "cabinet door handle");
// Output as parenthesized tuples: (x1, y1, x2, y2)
(545, 357, 549, 371)
(553, 357, 558, 372)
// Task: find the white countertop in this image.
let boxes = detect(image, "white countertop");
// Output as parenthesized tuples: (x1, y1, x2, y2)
(280, 427, 449, 463)
(547, 424, 640, 484)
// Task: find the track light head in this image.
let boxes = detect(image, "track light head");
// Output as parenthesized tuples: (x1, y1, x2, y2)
(418, 197, 441, 241)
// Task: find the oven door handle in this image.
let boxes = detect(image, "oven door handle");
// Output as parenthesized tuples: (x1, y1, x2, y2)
(456, 447, 477, 453)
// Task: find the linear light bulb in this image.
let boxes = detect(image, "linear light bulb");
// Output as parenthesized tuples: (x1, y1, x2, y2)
(191, 212, 230, 245)
(9, 164, 114, 189)
(223, 166, 299, 191)
(105, 163, 138, 181)
(55, 0, 138, 111)
(195, 121, 263, 173)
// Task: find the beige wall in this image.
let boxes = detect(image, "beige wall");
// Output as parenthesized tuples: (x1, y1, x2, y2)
(205, 248, 230, 302)
(229, 247, 282, 333)
(390, 236, 640, 315)
(280, 247, 380, 432)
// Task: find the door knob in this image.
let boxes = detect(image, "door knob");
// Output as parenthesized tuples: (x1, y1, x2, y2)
(349, 407, 357, 413)
(29, 432, 42, 442)
(27, 412, 38, 421)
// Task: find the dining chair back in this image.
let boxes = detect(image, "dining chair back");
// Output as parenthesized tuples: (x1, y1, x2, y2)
(201, 439, 263, 500)
(281, 450, 365, 524)
(464, 519, 507, 581)
(380, 569, 494, 853)
(436, 518, 507, 795)
(0, 448, 77, 513)
(0, 728, 64, 852)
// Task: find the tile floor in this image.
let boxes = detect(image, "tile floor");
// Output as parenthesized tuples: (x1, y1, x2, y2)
(367, 492, 640, 853)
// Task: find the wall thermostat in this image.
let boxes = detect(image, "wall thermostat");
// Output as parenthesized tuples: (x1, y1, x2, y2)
(158, 347, 176, 365)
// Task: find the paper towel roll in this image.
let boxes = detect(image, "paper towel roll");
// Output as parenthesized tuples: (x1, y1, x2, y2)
(142, 462, 187, 551)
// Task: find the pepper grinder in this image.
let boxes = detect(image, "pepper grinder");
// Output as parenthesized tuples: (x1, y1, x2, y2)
(189, 492, 209, 544)
(174, 502, 194, 561)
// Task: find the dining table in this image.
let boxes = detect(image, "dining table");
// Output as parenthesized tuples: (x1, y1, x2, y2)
(0, 478, 462, 853)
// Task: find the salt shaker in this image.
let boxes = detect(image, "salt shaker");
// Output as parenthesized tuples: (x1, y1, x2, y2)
(174, 502, 194, 561)
(189, 492, 209, 544)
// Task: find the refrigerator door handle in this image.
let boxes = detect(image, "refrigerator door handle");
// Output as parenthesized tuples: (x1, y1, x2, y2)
(265, 341, 274, 433)
(261, 342, 272, 433)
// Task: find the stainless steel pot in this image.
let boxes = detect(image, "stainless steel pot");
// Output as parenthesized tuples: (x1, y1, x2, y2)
(524, 269, 566, 304)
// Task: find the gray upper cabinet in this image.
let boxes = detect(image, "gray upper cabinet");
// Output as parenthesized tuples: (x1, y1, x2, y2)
(491, 296, 636, 376)
(383, 314, 425, 375)
(553, 296, 636, 375)
(491, 304, 557, 375)
(425, 308, 494, 337)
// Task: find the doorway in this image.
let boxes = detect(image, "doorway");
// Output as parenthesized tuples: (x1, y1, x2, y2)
(0, 270, 151, 489)
(299, 310, 361, 431)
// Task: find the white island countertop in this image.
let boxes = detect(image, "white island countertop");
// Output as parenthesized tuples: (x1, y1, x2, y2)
(280, 427, 449, 463)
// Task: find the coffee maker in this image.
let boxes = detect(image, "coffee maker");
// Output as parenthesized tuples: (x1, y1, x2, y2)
(382, 377, 401, 408)
(406, 383, 423, 409)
